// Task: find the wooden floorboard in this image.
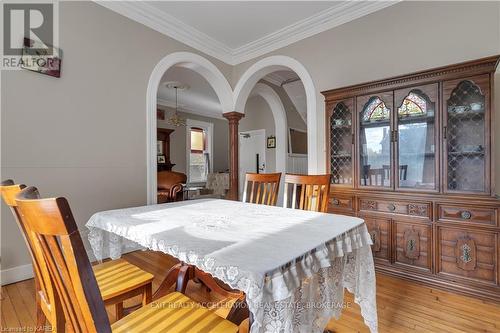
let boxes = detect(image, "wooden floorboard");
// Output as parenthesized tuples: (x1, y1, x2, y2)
(1, 250, 499, 332)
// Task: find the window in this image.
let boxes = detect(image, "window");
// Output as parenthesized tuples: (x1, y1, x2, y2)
(190, 128, 205, 153)
(186, 120, 213, 184)
(362, 97, 390, 121)
(398, 92, 427, 117)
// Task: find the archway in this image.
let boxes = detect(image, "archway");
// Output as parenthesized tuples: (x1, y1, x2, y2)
(233, 55, 318, 173)
(146, 52, 233, 204)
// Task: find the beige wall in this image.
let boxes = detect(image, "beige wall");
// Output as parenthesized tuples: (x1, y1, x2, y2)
(233, 1, 500, 188)
(1, 1, 232, 270)
(157, 107, 229, 174)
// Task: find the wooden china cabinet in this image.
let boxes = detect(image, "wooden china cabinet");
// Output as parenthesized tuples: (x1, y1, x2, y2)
(322, 56, 500, 301)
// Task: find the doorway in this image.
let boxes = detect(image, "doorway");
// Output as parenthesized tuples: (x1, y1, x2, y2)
(239, 129, 266, 199)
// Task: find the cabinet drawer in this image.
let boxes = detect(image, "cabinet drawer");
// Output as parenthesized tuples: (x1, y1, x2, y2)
(393, 221, 432, 272)
(437, 204, 497, 227)
(437, 226, 498, 285)
(328, 195, 354, 212)
(359, 198, 431, 219)
(362, 215, 391, 263)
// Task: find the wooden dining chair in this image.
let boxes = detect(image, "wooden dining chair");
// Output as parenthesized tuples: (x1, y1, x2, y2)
(242, 172, 281, 206)
(15, 186, 240, 333)
(0, 180, 47, 327)
(283, 174, 331, 213)
(0, 180, 154, 322)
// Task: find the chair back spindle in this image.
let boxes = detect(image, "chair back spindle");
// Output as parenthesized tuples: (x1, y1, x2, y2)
(242, 173, 281, 206)
(283, 174, 331, 213)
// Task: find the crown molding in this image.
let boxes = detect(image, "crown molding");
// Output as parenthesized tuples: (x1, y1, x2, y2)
(231, 1, 399, 64)
(96, 1, 398, 66)
(96, 1, 233, 64)
(321, 54, 500, 101)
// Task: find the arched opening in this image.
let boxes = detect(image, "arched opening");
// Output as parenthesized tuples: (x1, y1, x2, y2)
(233, 56, 318, 174)
(239, 83, 288, 202)
(146, 52, 232, 204)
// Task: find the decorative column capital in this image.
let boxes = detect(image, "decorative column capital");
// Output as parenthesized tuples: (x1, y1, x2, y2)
(223, 111, 245, 123)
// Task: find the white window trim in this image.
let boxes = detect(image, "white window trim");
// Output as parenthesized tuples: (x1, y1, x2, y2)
(186, 119, 214, 185)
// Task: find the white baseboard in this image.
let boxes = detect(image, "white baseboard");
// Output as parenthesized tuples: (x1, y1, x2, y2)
(1, 263, 34, 285)
(0, 247, 143, 286)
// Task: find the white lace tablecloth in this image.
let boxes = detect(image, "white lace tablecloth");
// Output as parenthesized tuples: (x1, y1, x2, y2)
(86, 199, 377, 333)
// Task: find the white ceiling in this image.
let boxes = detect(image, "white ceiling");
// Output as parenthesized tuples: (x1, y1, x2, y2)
(148, 2, 335, 49)
(97, 1, 397, 65)
(158, 67, 222, 118)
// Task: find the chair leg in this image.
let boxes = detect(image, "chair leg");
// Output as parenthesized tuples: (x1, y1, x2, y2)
(115, 302, 124, 320)
(36, 305, 47, 328)
(34, 279, 47, 328)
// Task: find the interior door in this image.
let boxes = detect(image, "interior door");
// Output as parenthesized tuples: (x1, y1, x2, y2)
(239, 129, 266, 199)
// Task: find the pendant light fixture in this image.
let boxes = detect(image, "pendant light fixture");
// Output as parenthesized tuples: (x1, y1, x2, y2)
(164, 82, 188, 127)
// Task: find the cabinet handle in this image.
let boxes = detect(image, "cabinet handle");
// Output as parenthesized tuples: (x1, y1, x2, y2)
(332, 199, 340, 206)
(443, 126, 447, 139)
(352, 133, 355, 145)
(388, 204, 396, 212)
(460, 211, 472, 220)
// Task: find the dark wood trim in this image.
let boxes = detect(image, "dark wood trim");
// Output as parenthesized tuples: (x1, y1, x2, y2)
(223, 112, 245, 200)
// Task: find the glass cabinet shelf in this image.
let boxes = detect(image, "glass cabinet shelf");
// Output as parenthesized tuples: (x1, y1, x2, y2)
(446, 78, 487, 193)
(329, 100, 354, 186)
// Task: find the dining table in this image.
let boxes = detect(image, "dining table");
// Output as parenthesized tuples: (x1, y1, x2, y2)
(86, 199, 378, 333)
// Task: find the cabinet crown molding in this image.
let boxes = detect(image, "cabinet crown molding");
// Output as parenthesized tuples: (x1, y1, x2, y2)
(322, 55, 500, 101)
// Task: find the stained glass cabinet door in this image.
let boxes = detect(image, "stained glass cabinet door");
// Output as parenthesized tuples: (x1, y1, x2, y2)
(357, 92, 393, 189)
(327, 98, 354, 186)
(395, 84, 439, 191)
(443, 75, 490, 194)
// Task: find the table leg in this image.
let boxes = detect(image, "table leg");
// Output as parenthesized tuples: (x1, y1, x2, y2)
(152, 262, 183, 300)
(122, 262, 183, 314)
(227, 298, 250, 326)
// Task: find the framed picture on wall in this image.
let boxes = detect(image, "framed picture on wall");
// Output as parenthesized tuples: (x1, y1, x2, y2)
(21, 38, 62, 78)
(157, 140, 164, 155)
(267, 136, 276, 148)
(157, 155, 166, 164)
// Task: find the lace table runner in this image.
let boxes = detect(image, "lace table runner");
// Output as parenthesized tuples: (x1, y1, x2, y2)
(86, 199, 377, 333)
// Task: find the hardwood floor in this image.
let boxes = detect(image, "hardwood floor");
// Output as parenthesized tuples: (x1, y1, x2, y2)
(1, 250, 499, 332)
